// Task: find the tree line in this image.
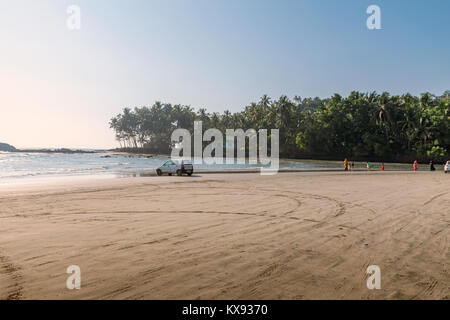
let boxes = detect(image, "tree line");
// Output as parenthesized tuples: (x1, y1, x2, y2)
(109, 91, 449, 162)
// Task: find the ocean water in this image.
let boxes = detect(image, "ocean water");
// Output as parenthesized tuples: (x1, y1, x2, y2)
(0, 152, 433, 182)
(0, 152, 334, 180)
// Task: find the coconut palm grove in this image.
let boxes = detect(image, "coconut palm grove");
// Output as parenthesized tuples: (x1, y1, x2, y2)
(110, 91, 450, 163)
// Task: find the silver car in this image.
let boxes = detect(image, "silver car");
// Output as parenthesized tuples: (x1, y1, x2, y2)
(156, 160, 194, 176)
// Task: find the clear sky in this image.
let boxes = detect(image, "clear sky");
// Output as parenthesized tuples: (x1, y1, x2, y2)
(1, 0, 449, 149)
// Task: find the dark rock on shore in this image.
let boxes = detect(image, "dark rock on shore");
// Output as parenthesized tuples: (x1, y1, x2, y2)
(0, 142, 16, 152)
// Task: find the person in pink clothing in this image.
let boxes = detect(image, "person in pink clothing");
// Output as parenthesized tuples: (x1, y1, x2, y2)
(413, 160, 419, 171)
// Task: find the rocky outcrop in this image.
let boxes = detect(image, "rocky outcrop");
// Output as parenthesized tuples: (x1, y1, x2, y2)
(0, 142, 17, 152)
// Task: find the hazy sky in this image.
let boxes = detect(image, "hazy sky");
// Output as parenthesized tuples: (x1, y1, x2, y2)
(1, 0, 449, 149)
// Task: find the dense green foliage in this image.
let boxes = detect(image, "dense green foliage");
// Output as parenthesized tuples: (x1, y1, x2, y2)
(110, 91, 449, 162)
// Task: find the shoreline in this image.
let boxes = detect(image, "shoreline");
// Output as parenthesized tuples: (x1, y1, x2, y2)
(4, 149, 445, 166)
(0, 151, 444, 185)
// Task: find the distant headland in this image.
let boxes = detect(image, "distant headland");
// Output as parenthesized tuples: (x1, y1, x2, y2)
(0, 142, 16, 152)
(0, 143, 102, 154)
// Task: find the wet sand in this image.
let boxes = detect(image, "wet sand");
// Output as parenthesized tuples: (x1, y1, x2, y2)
(0, 172, 448, 300)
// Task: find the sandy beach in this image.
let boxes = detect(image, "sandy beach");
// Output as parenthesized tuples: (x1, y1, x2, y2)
(0, 171, 448, 300)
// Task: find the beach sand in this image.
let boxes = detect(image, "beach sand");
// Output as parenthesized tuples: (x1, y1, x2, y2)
(0, 172, 448, 300)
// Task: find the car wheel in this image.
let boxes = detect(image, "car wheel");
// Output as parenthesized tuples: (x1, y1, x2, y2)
(168, 173, 172, 176)
(176, 170, 182, 176)
(156, 169, 162, 176)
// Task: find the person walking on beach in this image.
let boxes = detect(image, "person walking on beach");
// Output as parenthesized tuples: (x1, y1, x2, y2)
(367, 162, 374, 171)
(429, 160, 436, 171)
(351, 162, 355, 171)
(381, 162, 385, 171)
(344, 158, 348, 171)
(413, 160, 419, 172)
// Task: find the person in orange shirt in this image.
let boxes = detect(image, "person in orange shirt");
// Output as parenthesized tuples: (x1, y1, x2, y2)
(381, 163, 385, 171)
(413, 160, 419, 171)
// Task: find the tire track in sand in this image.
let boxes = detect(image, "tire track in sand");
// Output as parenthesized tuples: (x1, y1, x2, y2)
(0, 251, 24, 300)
